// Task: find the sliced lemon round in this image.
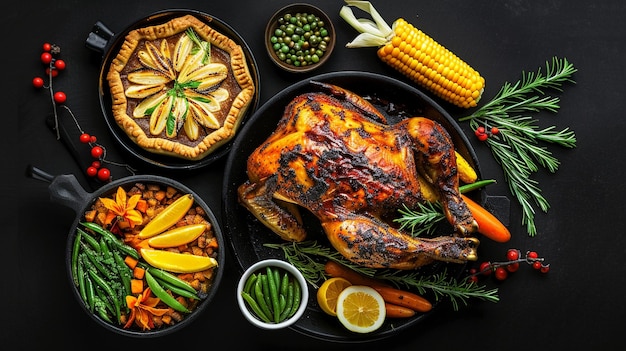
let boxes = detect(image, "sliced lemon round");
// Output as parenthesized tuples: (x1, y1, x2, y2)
(139, 194, 194, 239)
(147, 223, 207, 248)
(317, 277, 352, 316)
(336, 285, 386, 333)
(140, 248, 218, 273)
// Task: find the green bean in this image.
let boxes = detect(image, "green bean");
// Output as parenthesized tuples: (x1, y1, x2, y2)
(71, 229, 82, 286)
(289, 279, 301, 318)
(93, 295, 113, 324)
(145, 270, 190, 313)
(79, 228, 101, 252)
(113, 251, 132, 297)
(142, 266, 197, 295)
(243, 273, 257, 295)
(459, 179, 497, 193)
(81, 243, 114, 280)
(88, 268, 121, 323)
(260, 274, 273, 314)
(280, 271, 289, 297)
(254, 276, 272, 319)
(77, 254, 87, 303)
(155, 276, 200, 300)
(85, 275, 96, 313)
(279, 283, 295, 321)
(241, 291, 272, 323)
(266, 267, 281, 322)
(80, 222, 140, 259)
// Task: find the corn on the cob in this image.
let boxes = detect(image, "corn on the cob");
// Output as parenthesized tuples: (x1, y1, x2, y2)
(340, 1, 484, 108)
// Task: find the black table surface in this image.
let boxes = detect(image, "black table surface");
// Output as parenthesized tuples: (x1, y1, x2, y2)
(7, 0, 626, 349)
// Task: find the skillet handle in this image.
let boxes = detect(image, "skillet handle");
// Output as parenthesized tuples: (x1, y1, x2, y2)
(85, 21, 115, 54)
(26, 165, 92, 215)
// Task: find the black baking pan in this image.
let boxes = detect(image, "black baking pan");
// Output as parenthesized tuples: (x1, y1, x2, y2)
(85, 9, 260, 171)
(26, 165, 226, 337)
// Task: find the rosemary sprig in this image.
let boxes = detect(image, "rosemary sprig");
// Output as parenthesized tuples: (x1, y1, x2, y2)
(394, 202, 445, 236)
(458, 56, 577, 236)
(265, 240, 498, 310)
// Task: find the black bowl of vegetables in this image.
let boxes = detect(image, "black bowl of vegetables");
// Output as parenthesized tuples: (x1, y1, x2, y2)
(265, 3, 336, 73)
(27, 165, 225, 337)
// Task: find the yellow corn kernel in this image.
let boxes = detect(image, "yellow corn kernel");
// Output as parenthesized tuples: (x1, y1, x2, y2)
(341, 1, 484, 108)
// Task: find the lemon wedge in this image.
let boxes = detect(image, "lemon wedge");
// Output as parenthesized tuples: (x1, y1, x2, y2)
(139, 194, 194, 239)
(147, 223, 207, 248)
(317, 277, 352, 316)
(336, 285, 386, 333)
(140, 248, 218, 273)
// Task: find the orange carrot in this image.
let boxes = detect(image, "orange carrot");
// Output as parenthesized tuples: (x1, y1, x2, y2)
(374, 286, 432, 312)
(385, 303, 416, 318)
(124, 255, 138, 269)
(324, 261, 391, 288)
(462, 194, 511, 243)
(130, 279, 144, 294)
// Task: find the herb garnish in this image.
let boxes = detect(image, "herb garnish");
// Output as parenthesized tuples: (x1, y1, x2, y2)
(265, 240, 499, 310)
(458, 56, 577, 236)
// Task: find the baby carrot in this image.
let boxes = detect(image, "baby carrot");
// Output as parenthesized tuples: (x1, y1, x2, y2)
(373, 286, 432, 312)
(461, 194, 511, 243)
(385, 303, 416, 318)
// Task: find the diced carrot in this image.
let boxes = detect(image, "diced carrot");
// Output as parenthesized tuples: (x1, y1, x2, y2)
(130, 279, 144, 294)
(84, 210, 97, 222)
(133, 266, 145, 279)
(125, 255, 138, 269)
(155, 190, 166, 201)
(136, 199, 148, 213)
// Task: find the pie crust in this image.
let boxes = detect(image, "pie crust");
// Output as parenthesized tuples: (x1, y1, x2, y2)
(107, 14, 256, 161)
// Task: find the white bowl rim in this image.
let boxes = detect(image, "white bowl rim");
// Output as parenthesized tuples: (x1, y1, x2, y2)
(236, 259, 309, 330)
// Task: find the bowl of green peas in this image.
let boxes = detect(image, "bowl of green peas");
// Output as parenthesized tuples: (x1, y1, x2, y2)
(237, 259, 309, 329)
(265, 3, 335, 73)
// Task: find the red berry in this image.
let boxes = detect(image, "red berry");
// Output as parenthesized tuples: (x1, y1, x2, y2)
(53, 91, 67, 104)
(45, 67, 59, 78)
(506, 262, 520, 272)
(477, 133, 489, 141)
(468, 275, 479, 283)
(494, 267, 508, 281)
(540, 264, 550, 274)
(91, 160, 101, 168)
(43, 43, 52, 52)
(91, 146, 104, 158)
(97, 168, 111, 182)
(527, 251, 538, 259)
(33, 77, 45, 88)
(479, 261, 492, 275)
(90, 135, 97, 143)
(532, 261, 542, 270)
(476, 126, 485, 134)
(41, 52, 53, 64)
(79, 133, 91, 143)
(506, 249, 520, 261)
(491, 127, 499, 135)
(54, 59, 66, 71)
(86, 166, 98, 177)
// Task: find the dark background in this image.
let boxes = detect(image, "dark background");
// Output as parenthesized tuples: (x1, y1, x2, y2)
(7, 0, 625, 349)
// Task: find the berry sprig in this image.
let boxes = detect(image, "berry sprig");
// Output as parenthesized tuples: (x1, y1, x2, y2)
(33, 42, 135, 182)
(467, 248, 550, 282)
(474, 125, 500, 141)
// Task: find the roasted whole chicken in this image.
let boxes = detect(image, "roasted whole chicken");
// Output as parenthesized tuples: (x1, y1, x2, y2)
(238, 82, 479, 269)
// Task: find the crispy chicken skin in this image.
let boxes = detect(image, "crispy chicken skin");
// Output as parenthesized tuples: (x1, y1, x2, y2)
(238, 82, 478, 269)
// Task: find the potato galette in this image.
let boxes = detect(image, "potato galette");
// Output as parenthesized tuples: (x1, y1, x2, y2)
(107, 14, 256, 161)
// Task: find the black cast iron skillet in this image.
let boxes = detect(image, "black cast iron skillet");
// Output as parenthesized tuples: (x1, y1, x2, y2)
(222, 71, 485, 342)
(27, 165, 226, 337)
(86, 9, 261, 171)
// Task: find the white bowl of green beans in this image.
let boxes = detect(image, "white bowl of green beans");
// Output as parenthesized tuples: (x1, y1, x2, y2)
(237, 259, 309, 329)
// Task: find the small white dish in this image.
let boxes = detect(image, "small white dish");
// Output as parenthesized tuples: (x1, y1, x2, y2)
(236, 259, 309, 329)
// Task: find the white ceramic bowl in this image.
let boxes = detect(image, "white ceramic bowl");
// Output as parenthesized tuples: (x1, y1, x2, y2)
(236, 259, 309, 329)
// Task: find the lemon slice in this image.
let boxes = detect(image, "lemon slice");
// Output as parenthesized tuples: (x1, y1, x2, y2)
(147, 223, 206, 248)
(140, 248, 218, 273)
(139, 194, 194, 239)
(317, 277, 352, 316)
(336, 285, 386, 333)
